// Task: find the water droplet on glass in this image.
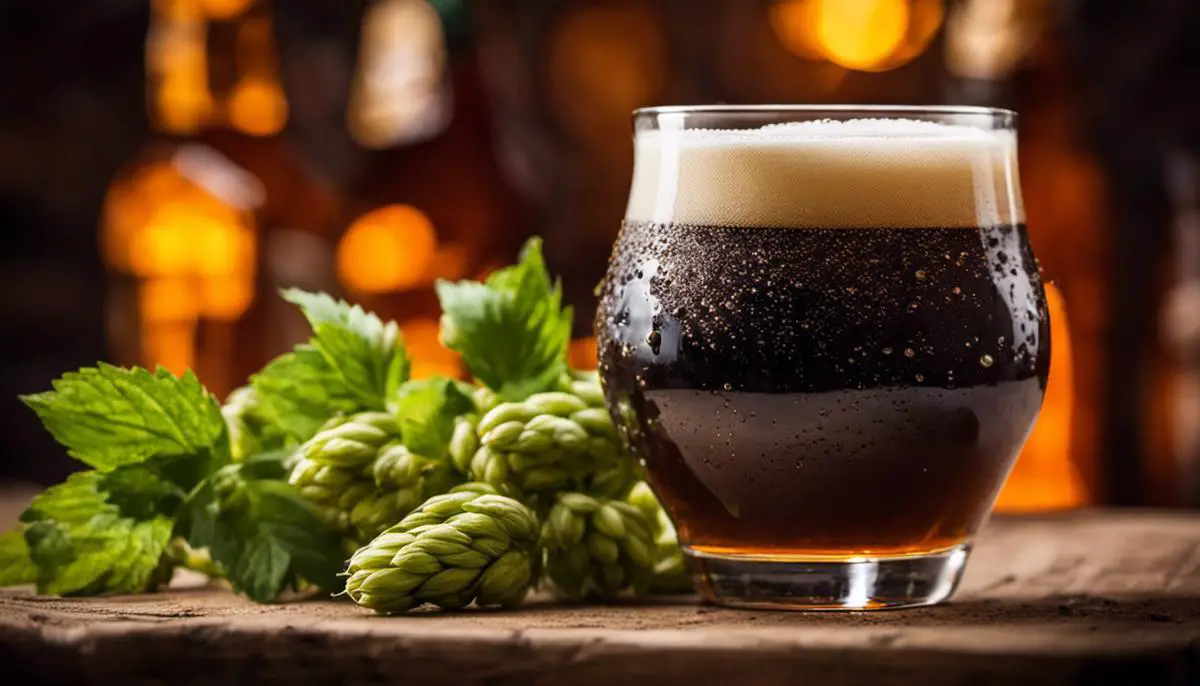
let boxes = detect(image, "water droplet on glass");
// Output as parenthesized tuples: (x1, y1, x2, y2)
(722, 382, 733, 391)
(904, 348, 915, 358)
(915, 374, 925, 382)
(915, 269, 927, 281)
(882, 347, 893, 355)
(952, 286, 962, 295)
(980, 354, 995, 368)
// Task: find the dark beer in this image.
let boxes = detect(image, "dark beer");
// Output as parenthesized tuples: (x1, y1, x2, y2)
(598, 220, 1049, 558)
(597, 113, 1049, 585)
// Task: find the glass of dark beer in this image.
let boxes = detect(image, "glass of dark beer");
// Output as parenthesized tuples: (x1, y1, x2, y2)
(596, 106, 1050, 609)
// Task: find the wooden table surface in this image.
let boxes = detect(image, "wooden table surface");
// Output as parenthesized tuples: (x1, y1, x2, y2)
(1, 509, 1198, 685)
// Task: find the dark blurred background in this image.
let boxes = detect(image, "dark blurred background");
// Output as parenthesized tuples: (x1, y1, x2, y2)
(0, 0, 1197, 513)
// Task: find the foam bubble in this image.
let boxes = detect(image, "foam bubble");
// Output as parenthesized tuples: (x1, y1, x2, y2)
(626, 118, 1023, 229)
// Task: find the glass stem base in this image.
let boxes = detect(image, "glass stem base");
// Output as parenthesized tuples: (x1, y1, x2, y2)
(688, 544, 971, 610)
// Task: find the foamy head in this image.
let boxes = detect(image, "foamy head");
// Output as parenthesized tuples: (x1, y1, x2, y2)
(626, 118, 1023, 229)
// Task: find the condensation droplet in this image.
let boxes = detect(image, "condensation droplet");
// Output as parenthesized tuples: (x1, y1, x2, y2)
(915, 373, 925, 382)
(904, 348, 915, 358)
(952, 286, 962, 295)
(915, 269, 927, 281)
(882, 347, 893, 355)
(722, 382, 733, 391)
(980, 354, 995, 368)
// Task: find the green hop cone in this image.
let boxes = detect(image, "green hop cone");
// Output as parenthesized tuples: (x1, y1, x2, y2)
(465, 382, 622, 494)
(344, 483, 540, 614)
(289, 412, 462, 545)
(540, 491, 657, 600)
(626, 482, 693, 594)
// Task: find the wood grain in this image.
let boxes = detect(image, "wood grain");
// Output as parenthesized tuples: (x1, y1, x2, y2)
(1, 509, 1198, 685)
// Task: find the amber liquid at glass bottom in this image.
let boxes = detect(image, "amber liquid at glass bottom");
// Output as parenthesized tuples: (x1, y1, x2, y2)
(597, 106, 1049, 610)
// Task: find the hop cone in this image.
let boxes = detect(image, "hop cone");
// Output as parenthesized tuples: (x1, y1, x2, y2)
(627, 482, 693, 594)
(540, 491, 657, 600)
(344, 483, 540, 614)
(289, 412, 460, 545)
(461, 387, 622, 494)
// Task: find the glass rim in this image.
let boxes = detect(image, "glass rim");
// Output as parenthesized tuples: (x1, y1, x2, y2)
(633, 104, 1017, 118)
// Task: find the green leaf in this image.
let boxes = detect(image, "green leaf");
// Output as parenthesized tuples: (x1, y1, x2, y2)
(0, 528, 36, 587)
(251, 346, 360, 443)
(19, 364, 228, 471)
(436, 238, 573, 400)
(282, 289, 410, 406)
(20, 472, 175, 596)
(181, 463, 344, 602)
(251, 291, 410, 444)
(393, 377, 476, 459)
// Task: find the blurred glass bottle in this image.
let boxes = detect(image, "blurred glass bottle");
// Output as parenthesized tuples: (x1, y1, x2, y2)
(335, 0, 523, 379)
(100, 0, 340, 399)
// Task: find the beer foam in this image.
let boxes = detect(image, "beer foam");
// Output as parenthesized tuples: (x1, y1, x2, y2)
(626, 118, 1023, 229)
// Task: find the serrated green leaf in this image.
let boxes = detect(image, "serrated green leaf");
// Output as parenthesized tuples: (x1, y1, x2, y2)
(436, 238, 572, 401)
(251, 291, 410, 444)
(181, 462, 344, 602)
(282, 289, 410, 406)
(17, 465, 188, 596)
(19, 364, 228, 471)
(393, 377, 476, 459)
(0, 528, 36, 587)
(251, 346, 360, 443)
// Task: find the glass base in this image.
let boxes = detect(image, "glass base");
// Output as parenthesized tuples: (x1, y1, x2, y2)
(689, 544, 971, 610)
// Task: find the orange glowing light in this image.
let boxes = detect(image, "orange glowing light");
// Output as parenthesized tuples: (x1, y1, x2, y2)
(814, 0, 909, 72)
(140, 278, 198, 323)
(227, 77, 287, 136)
(201, 0, 252, 20)
(200, 276, 255, 320)
(142, 320, 197, 377)
(769, 0, 826, 60)
(570, 338, 599, 371)
(994, 283, 1086, 513)
(400, 319, 463, 379)
(337, 204, 437, 293)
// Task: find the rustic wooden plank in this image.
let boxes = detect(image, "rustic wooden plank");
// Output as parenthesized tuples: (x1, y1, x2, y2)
(1, 509, 1198, 685)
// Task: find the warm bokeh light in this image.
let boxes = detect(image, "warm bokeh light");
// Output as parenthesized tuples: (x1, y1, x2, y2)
(814, 0, 909, 71)
(400, 319, 463, 379)
(771, 0, 942, 73)
(201, 0, 253, 20)
(126, 203, 254, 279)
(102, 149, 260, 380)
(200, 277, 255, 321)
(994, 283, 1087, 513)
(945, 0, 1042, 80)
(337, 204, 438, 293)
(347, 0, 450, 149)
(147, 3, 214, 134)
(547, 3, 667, 158)
(769, 0, 826, 60)
(140, 278, 198, 323)
(227, 77, 287, 136)
(569, 337, 598, 371)
(142, 320, 198, 378)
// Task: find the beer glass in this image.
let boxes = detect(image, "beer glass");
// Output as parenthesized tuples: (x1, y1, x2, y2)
(596, 106, 1049, 609)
